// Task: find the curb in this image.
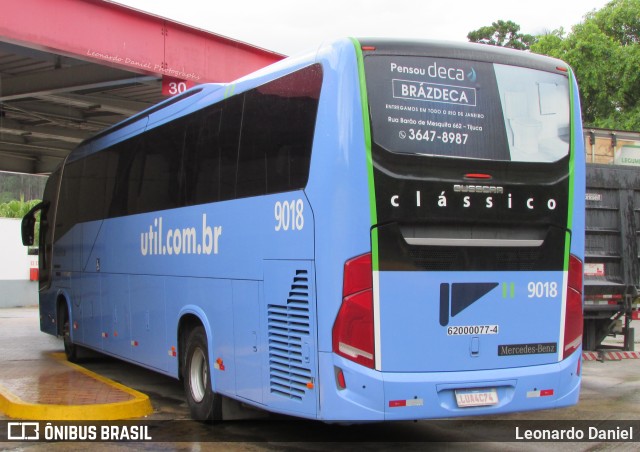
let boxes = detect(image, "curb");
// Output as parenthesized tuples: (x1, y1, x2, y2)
(0, 353, 153, 420)
(582, 350, 640, 362)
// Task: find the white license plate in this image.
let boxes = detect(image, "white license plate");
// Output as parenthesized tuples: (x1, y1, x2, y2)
(455, 388, 499, 408)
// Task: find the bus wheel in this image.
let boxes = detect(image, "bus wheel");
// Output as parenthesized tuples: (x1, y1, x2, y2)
(183, 326, 221, 421)
(61, 305, 79, 362)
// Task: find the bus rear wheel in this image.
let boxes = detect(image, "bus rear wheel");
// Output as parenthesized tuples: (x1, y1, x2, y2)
(183, 326, 221, 421)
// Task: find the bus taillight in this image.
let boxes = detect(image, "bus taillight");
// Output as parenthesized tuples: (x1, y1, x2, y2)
(563, 254, 584, 359)
(332, 253, 375, 369)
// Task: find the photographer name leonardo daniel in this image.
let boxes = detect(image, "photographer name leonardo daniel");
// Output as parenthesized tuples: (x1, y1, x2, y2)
(516, 425, 634, 441)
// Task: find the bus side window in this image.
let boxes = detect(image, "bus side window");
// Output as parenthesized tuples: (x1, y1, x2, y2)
(219, 95, 243, 201)
(237, 63, 322, 198)
(135, 122, 187, 212)
(107, 139, 140, 218)
(125, 148, 146, 215)
(187, 106, 223, 206)
(235, 86, 268, 198)
(39, 169, 59, 288)
(80, 151, 112, 222)
(55, 159, 82, 242)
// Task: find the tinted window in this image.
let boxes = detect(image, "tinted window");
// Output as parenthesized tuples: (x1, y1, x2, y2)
(134, 121, 187, 212)
(80, 150, 113, 222)
(237, 64, 322, 198)
(184, 105, 224, 205)
(55, 160, 82, 241)
(107, 139, 141, 218)
(40, 168, 60, 287)
(218, 95, 243, 201)
(54, 63, 322, 233)
(364, 55, 570, 163)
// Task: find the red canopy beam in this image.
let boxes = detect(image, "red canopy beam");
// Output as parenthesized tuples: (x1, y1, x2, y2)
(0, 0, 284, 83)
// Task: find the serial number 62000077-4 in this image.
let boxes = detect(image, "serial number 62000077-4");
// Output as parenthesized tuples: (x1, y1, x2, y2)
(447, 325, 499, 336)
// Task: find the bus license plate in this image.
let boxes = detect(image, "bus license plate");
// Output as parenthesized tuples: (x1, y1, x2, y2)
(455, 388, 499, 408)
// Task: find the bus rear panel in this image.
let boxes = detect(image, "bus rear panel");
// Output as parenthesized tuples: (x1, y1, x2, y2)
(327, 39, 585, 420)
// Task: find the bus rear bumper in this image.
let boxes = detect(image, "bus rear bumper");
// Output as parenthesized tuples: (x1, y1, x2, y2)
(319, 351, 582, 421)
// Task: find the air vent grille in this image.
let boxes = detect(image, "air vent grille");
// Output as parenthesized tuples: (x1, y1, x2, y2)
(267, 270, 312, 401)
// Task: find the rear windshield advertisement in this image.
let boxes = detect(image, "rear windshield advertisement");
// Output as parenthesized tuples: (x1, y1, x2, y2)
(364, 55, 570, 163)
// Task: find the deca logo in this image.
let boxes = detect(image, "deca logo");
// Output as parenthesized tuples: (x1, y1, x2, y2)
(439, 282, 499, 326)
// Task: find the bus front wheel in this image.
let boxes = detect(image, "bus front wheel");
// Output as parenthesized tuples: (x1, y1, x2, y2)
(183, 326, 221, 421)
(60, 303, 79, 362)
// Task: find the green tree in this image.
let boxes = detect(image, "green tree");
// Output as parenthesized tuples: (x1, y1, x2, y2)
(0, 197, 40, 219)
(0, 197, 41, 246)
(590, 0, 640, 45)
(531, 28, 566, 57)
(530, 0, 640, 129)
(467, 20, 537, 50)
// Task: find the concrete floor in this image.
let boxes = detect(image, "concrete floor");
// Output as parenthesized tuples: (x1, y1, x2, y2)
(1, 307, 639, 451)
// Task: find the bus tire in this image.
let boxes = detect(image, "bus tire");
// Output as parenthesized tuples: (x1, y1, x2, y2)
(183, 326, 221, 421)
(60, 303, 79, 363)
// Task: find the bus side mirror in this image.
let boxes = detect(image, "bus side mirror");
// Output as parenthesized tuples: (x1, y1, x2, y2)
(21, 202, 44, 246)
(21, 214, 36, 246)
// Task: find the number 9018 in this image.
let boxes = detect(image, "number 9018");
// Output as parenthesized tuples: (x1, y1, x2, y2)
(275, 199, 304, 231)
(527, 281, 558, 298)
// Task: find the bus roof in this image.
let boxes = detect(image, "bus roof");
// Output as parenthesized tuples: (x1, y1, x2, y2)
(67, 37, 570, 164)
(356, 38, 569, 73)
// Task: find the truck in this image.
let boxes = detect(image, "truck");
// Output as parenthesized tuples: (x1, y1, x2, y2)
(583, 128, 640, 352)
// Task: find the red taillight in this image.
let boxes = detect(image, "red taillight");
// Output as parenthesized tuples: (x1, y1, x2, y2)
(563, 255, 583, 359)
(333, 253, 375, 368)
(342, 253, 372, 297)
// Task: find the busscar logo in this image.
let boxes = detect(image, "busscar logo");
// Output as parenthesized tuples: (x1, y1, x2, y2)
(454, 184, 504, 194)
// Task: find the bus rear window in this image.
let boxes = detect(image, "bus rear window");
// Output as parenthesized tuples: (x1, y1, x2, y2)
(364, 55, 570, 163)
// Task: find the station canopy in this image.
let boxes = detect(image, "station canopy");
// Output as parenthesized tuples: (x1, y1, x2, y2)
(0, 0, 283, 174)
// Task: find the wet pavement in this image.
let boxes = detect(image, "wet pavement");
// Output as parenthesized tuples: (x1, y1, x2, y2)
(0, 307, 151, 420)
(1, 307, 639, 451)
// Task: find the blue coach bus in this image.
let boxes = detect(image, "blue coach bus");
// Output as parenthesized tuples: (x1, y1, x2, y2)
(22, 38, 585, 421)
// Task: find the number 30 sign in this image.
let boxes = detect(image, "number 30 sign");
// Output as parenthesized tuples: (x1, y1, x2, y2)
(162, 76, 196, 96)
